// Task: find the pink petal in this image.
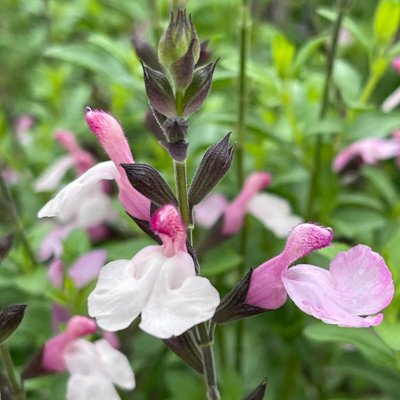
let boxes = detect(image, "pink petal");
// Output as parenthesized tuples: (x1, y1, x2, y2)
(51, 304, 69, 334)
(150, 205, 186, 256)
(329, 244, 394, 315)
(38, 225, 73, 261)
(48, 259, 63, 288)
(246, 224, 333, 309)
(42, 316, 96, 372)
(282, 264, 384, 327)
(223, 172, 271, 235)
(69, 249, 107, 288)
(87, 224, 110, 242)
(85, 109, 151, 221)
(333, 138, 400, 172)
(194, 194, 228, 228)
(392, 57, 400, 74)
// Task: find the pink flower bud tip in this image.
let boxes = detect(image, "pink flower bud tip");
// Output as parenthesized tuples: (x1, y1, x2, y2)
(84, 108, 133, 166)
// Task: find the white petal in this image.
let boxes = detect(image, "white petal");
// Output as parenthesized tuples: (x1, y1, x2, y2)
(34, 155, 74, 192)
(140, 252, 220, 339)
(38, 161, 117, 222)
(247, 193, 302, 238)
(88, 247, 164, 331)
(75, 189, 116, 228)
(95, 339, 135, 390)
(67, 374, 120, 400)
(64, 339, 99, 375)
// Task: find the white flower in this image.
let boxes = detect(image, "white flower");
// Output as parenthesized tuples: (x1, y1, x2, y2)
(88, 205, 220, 339)
(64, 339, 135, 400)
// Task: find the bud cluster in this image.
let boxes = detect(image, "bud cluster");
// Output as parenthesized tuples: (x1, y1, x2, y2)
(136, 9, 217, 162)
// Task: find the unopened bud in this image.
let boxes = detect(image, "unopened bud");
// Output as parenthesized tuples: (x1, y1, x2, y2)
(158, 9, 200, 90)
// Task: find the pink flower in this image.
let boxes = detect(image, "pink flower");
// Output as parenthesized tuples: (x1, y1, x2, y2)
(54, 130, 95, 175)
(64, 338, 135, 400)
(246, 225, 394, 327)
(38, 225, 73, 261)
(68, 249, 107, 288)
(48, 259, 63, 288)
(195, 172, 301, 238)
(42, 316, 135, 400)
(88, 205, 220, 339)
(333, 137, 400, 172)
(42, 316, 97, 372)
(85, 109, 151, 221)
(391, 57, 400, 74)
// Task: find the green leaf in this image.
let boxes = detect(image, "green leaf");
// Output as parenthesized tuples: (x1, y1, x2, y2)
(346, 111, 400, 140)
(337, 193, 384, 212)
(333, 60, 361, 106)
(44, 44, 135, 89)
(362, 166, 398, 208)
(373, 0, 400, 48)
(201, 243, 242, 276)
(293, 35, 327, 73)
(317, 242, 350, 260)
(375, 320, 400, 351)
(271, 34, 295, 79)
(317, 8, 371, 50)
(304, 323, 396, 366)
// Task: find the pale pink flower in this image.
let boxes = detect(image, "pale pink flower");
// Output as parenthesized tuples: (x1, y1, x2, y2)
(88, 205, 220, 339)
(195, 172, 301, 238)
(246, 224, 394, 327)
(38, 225, 73, 261)
(54, 130, 96, 175)
(333, 137, 400, 172)
(382, 86, 400, 112)
(391, 57, 400, 74)
(68, 249, 107, 288)
(48, 259, 63, 288)
(14, 115, 33, 144)
(42, 316, 97, 372)
(85, 109, 151, 221)
(64, 338, 135, 400)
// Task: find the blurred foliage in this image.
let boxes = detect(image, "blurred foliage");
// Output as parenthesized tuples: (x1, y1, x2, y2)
(0, 0, 400, 399)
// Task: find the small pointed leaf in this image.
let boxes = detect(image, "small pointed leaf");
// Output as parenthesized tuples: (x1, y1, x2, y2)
(122, 163, 177, 207)
(142, 64, 176, 117)
(0, 304, 27, 344)
(183, 60, 217, 116)
(188, 133, 235, 207)
(241, 379, 268, 400)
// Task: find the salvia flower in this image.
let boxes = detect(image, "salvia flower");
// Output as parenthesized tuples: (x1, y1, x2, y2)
(333, 137, 400, 172)
(195, 172, 301, 238)
(41, 316, 134, 400)
(64, 338, 135, 400)
(246, 224, 394, 327)
(42, 316, 97, 372)
(88, 204, 220, 339)
(391, 57, 400, 74)
(38, 110, 150, 224)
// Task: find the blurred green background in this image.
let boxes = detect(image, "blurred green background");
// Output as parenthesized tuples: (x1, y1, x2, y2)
(1, 0, 400, 399)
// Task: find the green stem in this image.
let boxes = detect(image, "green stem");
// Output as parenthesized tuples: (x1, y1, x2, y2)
(197, 323, 220, 400)
(236, 0, 249, 187)
(305, 0, 347, 220)
(173, 154, 220, 400)
(0, 344, 24, 400)
(235, 0, 250, 375)
(0, 163, 36, 270)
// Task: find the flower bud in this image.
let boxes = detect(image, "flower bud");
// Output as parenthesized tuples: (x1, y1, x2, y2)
(160, 117, 189, 161)
(158, 9, 200, 90)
